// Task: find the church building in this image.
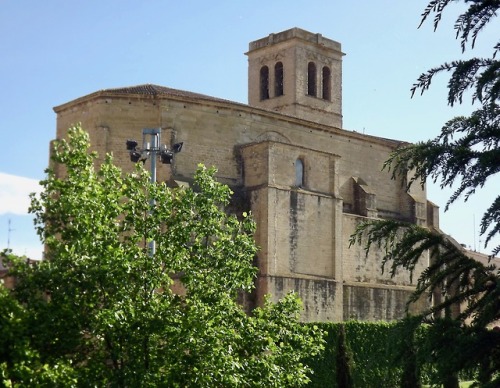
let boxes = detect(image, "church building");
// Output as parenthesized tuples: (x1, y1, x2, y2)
(53, 28, 434, 322)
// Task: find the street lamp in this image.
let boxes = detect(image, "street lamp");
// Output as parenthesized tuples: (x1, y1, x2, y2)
(126, 128, 183, 255)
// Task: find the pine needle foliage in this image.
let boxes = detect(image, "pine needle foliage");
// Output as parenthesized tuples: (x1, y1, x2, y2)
(410, 2, 500, 254)
(349, 219, 500, 385)
(352, 2, 500, 385)
(413, 0, 500, 106)
(384, 104, 500, 255)
(350, 220, 499, 327)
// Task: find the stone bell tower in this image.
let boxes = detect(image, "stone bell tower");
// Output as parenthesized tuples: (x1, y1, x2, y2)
(246, 27, 344, 128)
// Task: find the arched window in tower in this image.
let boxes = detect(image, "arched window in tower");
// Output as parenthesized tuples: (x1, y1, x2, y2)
(295, 158, 305, 187)
(260, 66, 270, 100)
(322, 66, 331, 100)
(307, 62, 317, 97)
(274, 62, 284, 97)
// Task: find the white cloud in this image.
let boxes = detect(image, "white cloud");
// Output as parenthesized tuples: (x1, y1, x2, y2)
(0, 173, 42, 215)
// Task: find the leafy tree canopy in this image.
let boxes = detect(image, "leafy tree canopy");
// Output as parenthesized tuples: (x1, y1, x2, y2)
(2, 125, 323, 387)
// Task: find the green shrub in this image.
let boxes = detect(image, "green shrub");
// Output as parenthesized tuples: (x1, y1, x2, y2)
(336, 324, 355, 388)
(305, 320, 484, 388)
(306, 321, 400, 388)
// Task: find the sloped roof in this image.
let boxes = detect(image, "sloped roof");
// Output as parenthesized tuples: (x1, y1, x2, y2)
(54, 84, 239, 112)
(100, 84, 225, 100)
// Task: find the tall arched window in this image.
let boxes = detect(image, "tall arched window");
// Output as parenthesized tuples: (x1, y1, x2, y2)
(322, 66, 331, 100)
(307, 62, 317, 97)
(260, 66, 269, 100)
(295, 158, 305, 187)
(274, 62, 284, 97)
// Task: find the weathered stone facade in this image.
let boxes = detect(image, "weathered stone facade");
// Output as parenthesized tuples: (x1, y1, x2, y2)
(53, 28, 432, 322)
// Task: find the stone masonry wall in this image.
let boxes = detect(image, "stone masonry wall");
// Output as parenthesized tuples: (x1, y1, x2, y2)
(56, 94, 420, 209)
(54, 91, 429, 322)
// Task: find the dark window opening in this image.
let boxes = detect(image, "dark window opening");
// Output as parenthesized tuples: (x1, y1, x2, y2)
(307, 62, 317, 97)
(260, 66, 270, 100)
(295, 158, 305, 187)
(322, 66, 331, 100)
(275, 62, 284, 97)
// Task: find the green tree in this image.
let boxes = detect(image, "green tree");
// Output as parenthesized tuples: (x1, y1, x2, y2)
(0, 250, 78, 387)
(351, 1, 500, 386)
(335, 324, 354, 388)
(7, 125, 323, 387)
(410, 0, 500, 257)
(392, 317, 422, 388)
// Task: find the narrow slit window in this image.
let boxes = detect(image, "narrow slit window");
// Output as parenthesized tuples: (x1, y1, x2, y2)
(295, 158, 304, 187)
(322, 66, 331, 100)
(260, 66, 270, 100)
(275, 62, 284, 97)
(307, 62, 317, 97)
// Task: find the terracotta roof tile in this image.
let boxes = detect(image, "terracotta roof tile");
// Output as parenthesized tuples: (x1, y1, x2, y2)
(99, 84, 235, 104)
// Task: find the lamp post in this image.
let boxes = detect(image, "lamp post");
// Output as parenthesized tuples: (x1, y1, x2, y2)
(126, 128, 183, 255)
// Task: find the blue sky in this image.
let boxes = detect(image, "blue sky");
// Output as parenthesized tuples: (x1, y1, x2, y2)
(1, 0, 498, 258)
